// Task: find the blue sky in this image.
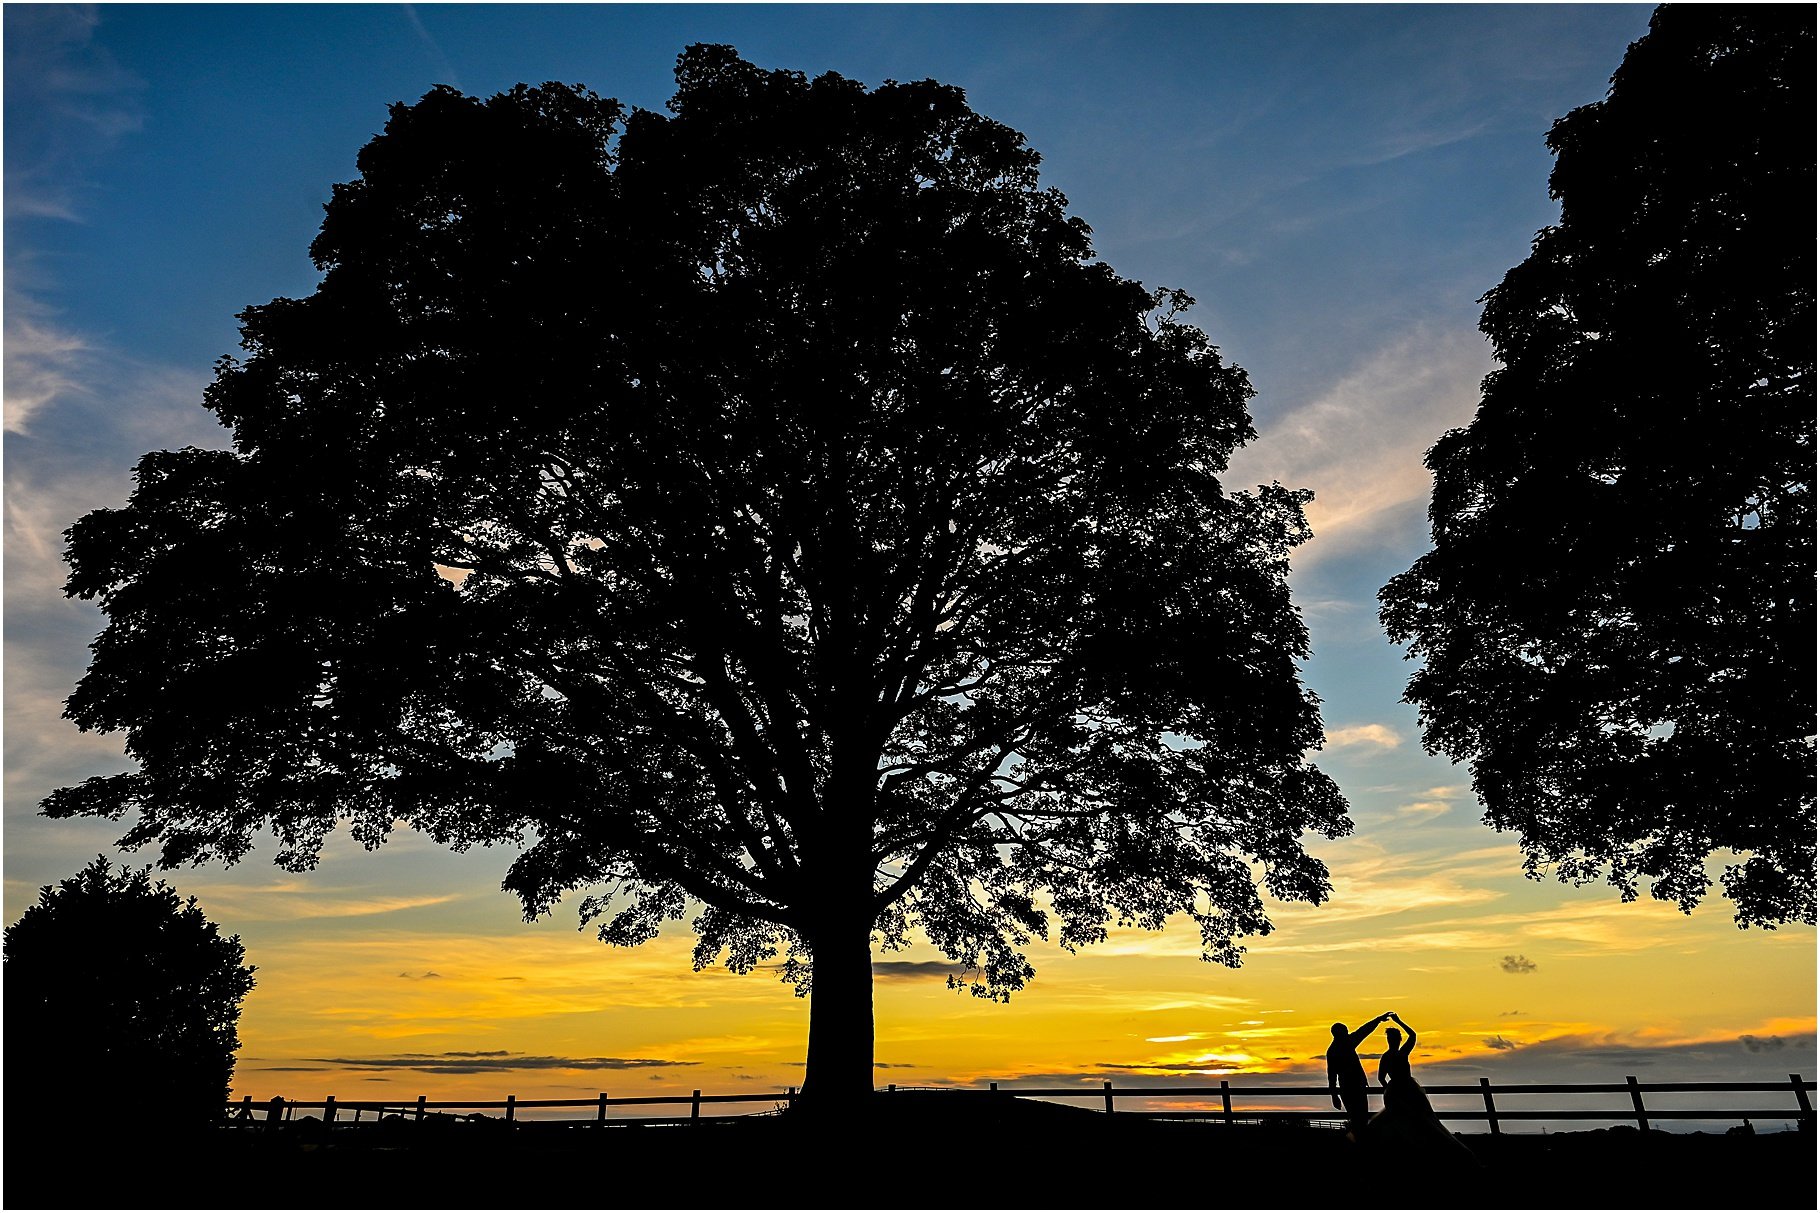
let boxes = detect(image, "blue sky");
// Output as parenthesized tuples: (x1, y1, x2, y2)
(7, 2, 1656, 798)
(7, 4, 1814, 1111)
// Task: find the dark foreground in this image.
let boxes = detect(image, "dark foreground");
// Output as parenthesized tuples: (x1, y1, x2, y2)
(7, 1092, 1814, 1210)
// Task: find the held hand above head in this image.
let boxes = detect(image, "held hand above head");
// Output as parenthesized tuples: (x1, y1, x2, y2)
(1347, 1012, 1394, 1047)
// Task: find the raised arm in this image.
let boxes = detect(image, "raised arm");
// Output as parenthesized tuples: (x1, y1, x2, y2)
(1390, 1013, 1416, 1054)
(1347, 1012, 1392, 1049)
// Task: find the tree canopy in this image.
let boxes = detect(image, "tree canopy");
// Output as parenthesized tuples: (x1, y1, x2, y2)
(49, 45, 1347, 1101)
(1380, 7, 1815, 927)
(4, 857, 256, 1129)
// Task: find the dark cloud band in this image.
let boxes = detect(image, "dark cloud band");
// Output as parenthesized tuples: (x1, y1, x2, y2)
(304, 1052, 697, 1074)
(872, 961, 958, 981)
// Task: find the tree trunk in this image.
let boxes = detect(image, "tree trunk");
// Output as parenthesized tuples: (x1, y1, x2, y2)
(796, 912, 875, 1111)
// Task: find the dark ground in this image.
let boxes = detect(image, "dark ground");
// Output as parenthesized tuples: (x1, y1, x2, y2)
(7, 1092, 1813, 1210)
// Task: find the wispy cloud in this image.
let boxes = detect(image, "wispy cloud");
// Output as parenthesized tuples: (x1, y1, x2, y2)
(3, 305, 88, 435)
(3, 5, 145, 224)
(2, 11, 225, 859)
(1095, 1058, 1263, 1074)
(1397, 785, 1468, 818)
(400, 4, 463, 90)
(1225, 323, 1491, 569)
(3, 344, 234, 870)
(1254, 839, 1513, 932)
(1499, 954, 1538, 974)
(1323, 723, 1402, 751)
(287, 894, 464, 920)
(1264, 890, 1727, 960)
(164, 880, 463, 922)
(1342, 120, 1489, 170)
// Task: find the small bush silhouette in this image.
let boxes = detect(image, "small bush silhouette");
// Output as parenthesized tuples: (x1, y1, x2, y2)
(4, 857, 256, 1132)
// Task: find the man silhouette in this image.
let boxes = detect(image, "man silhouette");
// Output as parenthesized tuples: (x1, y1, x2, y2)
(1327, 1012, 1393, 1137)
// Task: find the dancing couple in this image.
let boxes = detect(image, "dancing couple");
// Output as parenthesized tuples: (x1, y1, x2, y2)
(1326, 1011, 1474, 1160)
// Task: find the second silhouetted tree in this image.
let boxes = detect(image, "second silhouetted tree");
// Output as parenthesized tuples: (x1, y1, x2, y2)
(1380, 7, 1815, 927)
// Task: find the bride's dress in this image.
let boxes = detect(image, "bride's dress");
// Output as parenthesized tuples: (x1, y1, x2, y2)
(1365, 1045, 1476, 1163)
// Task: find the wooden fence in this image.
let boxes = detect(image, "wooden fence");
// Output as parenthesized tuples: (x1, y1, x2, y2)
(229, 1072, 1814, 1134)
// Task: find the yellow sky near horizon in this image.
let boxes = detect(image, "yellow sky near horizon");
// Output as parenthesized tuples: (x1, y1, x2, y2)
(177, 819, 1816, 1110)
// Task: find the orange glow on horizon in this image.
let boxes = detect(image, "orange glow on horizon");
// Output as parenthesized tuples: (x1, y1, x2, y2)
(210, 841, 1816, 1108)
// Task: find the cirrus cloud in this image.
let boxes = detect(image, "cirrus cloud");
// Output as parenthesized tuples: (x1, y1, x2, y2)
(1323, 723, 1402, 751)
(1223, 323, 1492, 570)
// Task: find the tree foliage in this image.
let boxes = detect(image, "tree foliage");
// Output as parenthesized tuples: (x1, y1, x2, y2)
(48, 46, 1347, 1098)
(1380, 7, 1814, 927)
(4, 857, 256, 1127)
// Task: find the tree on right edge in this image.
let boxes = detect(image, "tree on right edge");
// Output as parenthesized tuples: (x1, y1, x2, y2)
(1380, 6, 1815, 926)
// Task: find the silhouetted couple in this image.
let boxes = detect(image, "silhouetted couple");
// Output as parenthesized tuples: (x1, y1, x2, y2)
(1328, 1012, 1474, 1163)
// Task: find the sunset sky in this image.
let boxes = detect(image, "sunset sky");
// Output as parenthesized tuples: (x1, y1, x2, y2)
(5, 4, 1813, 1122)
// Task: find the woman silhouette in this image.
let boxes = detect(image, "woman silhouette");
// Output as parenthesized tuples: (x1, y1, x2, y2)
(1378, 1013, 1436, 1117)
(1367, 1013, 1475, 1163)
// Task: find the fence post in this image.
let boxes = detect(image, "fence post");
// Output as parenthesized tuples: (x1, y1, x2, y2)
(267, 1096, 285, 1126)
(238, 1095, 254, 1124)
(1479, 1078, 1500, 1135)
(1220, 1080, 1233, 1126)
(691, 1090, 702, 1124)
(989, 1081, 998, 1094)
(1626, 1075, 1648, 1132)
(1792, 1074, 1812, 1130)
(415, 1095, 426, 1123)
(597, 1091, 609, 1128)
(1103, 1081, 1115, 1117)
(505, 1095, 516, 1123)
(787, 1086, 796, 1109)
(888, 1083, 896, 1094)
(324, 1095, 336, 1125)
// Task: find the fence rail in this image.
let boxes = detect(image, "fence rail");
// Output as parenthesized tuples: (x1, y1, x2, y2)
(229, 1072, 1815, 1135)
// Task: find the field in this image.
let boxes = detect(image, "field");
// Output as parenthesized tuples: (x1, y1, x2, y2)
(6, 1092, 1814, 1210)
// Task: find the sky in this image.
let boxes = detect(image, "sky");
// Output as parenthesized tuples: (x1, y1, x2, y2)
(4, 3, 1814, 1130)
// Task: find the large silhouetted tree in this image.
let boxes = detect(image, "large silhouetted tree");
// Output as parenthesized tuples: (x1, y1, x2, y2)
(1380, 7, 1815, 927)
(4, 857, 256, 1130)
(49, 46, 1347, 1105)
